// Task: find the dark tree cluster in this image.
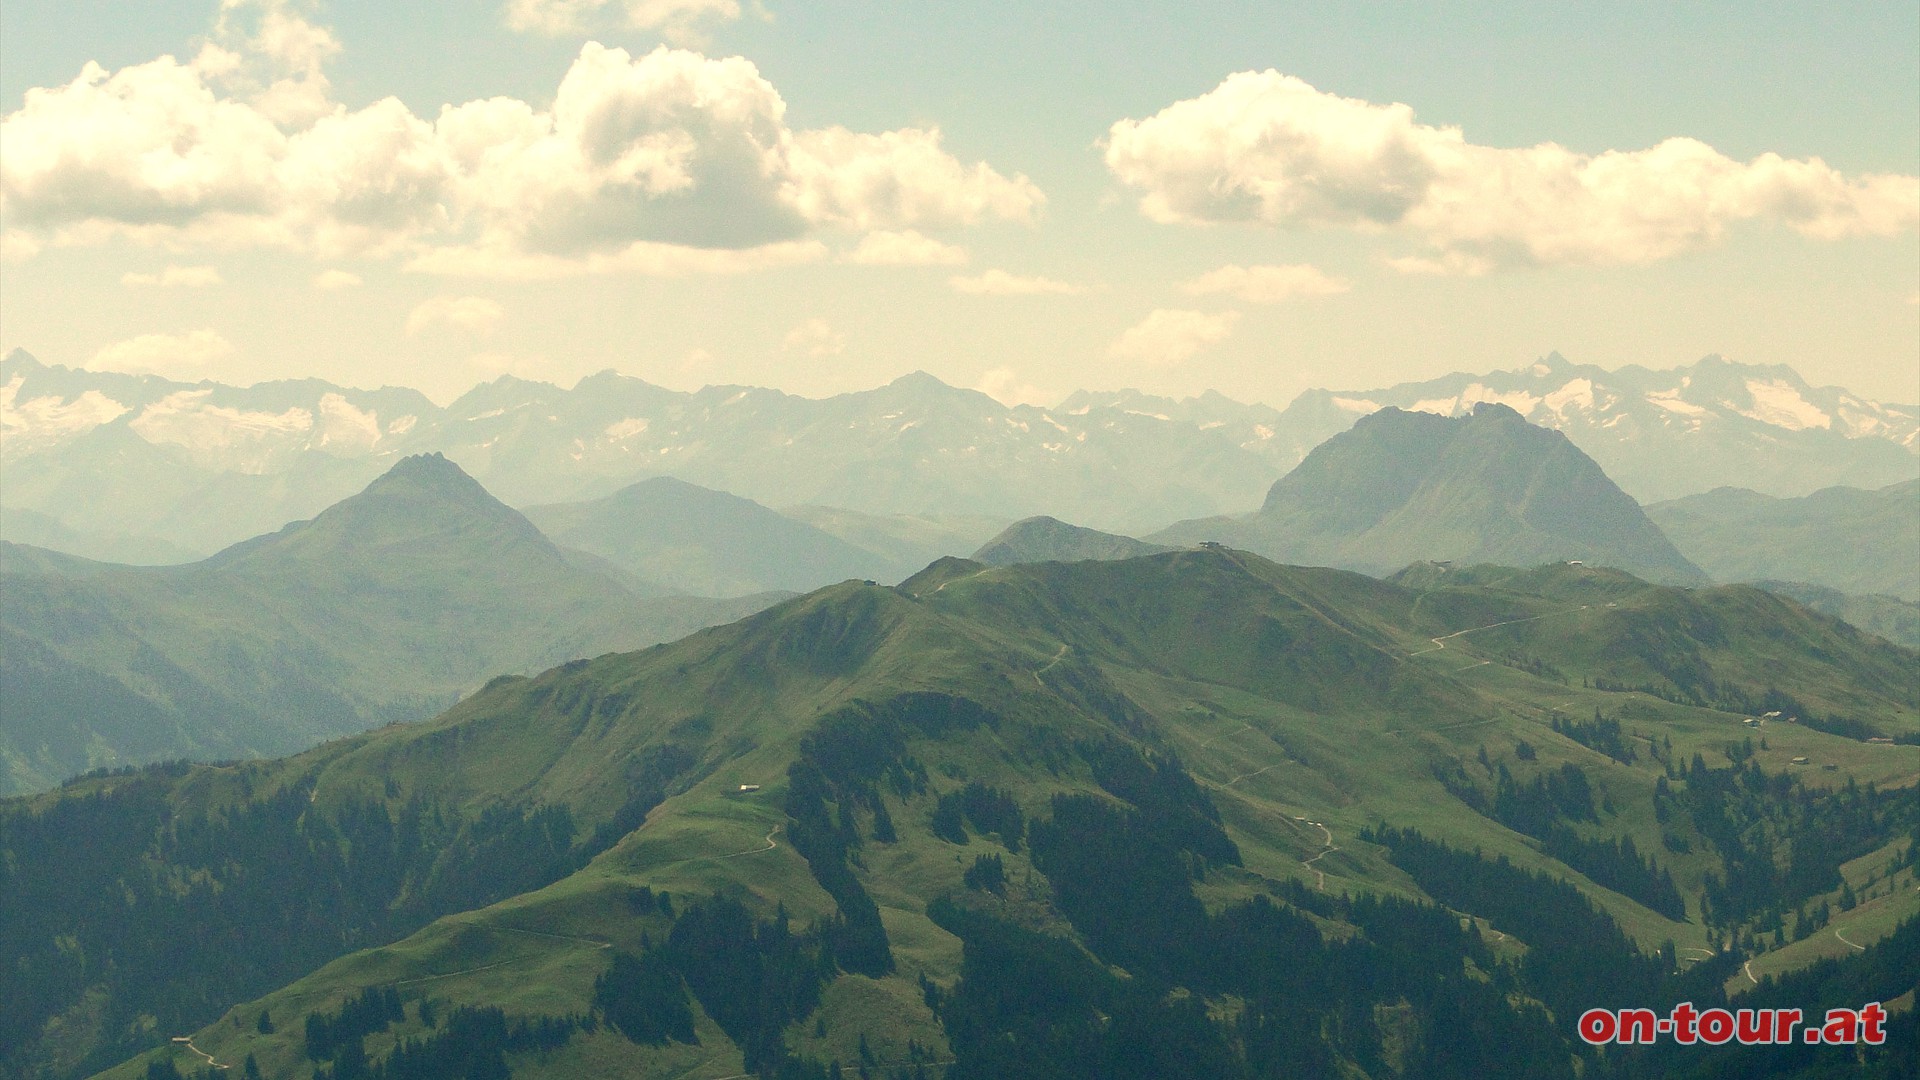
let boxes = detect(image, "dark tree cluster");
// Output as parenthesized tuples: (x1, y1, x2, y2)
(1553, 711, 1636, 763)
(932, 782, 1025, 850)
(0, 770, 652, 1079)
(1539, 827, 1686, 921)
(1361, 824, 1666, 1020)
(1672, 756, 1916, 933)
(311, 1004, 583, 1080)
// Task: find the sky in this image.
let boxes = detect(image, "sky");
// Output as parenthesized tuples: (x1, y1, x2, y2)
(2, 0, 1916, 407)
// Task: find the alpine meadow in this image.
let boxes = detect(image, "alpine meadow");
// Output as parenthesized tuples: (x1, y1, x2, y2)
(1, 3, 1916, 1079)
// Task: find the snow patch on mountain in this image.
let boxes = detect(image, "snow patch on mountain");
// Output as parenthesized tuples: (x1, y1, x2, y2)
(1739, 379, 1832, 431)
(1408, 384, 1540, 417)
(603, 417, 650, 441)
(317, 394, 384, 452)
(1542, 378, 1596, 414)
(1644, 390, 1706, 416)
(129, 391, 316, 456)
(1, 377, 130, 452)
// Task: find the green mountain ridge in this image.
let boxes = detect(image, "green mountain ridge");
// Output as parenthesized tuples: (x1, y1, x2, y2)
(6, 550, 1915, 1079)
(0, 454, 780, 796)
(1647, 480, 1920, 602)
(1745, 580, 1920, 650)
(1151, 403, 1710, 586)
(970, 516, 1174, 566)
(524, 477, 885, 597)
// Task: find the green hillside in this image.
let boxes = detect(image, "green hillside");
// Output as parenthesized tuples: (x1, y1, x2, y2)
(1152, 403, 1709, 586)
(970, 516, 1173, 566)
(523, 478, 886, 597)
(3, 551, 1914, 1079)
(1647, 480, 1920, 601)
(1750, 580, 1920, 650)
(777, 505, 1009, 581)
(0, 455, 777, 795)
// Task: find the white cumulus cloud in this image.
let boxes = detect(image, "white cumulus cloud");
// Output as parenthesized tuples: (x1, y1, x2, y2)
(91, 328, 236, 376)
(122, 264, 224, 287)
(312, 268, 362, 288)
(843, 229, 968, 266)
(782, 317, 845, 357)
(949, 269, 1088, 295)
(406, 296, 505, 336)
(1106, 71, 1920, 271)
(1, 11, 1043, 277)
(1106, 309, 1240, 367)
(974, 366, 1051, 407)
(1181, 263, 1348, 303)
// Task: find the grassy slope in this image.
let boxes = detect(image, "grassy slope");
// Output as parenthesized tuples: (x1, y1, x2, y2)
(970, 516, 1174, 566)
(74, 553, 1919, 1079)
(1647, 480, 1920, 601)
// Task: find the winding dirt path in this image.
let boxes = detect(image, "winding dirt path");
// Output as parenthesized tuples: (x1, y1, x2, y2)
(1294, 816, 1339, 890)
(1032, 644, 1069, 686)
(931, 569, 991, 594)
(1409, 607, 1588, 657)
(170, 1037, 229, 1071)
(717, 824, 782, 860)
(1224, 762, 1280, 787)
(1834, 928, 1868, 952)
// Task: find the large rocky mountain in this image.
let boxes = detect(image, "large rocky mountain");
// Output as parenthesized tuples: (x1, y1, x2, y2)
(1152, 403, 1709, 585)
(6, 553, 1915, 1079)
(1647, 480, 1920, 602)
(5, 349, 1913, 562)
(0, 454, 776, 795)
(1079, 351, 1919, 505)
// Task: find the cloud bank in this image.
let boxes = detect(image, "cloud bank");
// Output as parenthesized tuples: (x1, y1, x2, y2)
(1, 4, 1043, 277)
(1181, 263, 1348, 303)
(92, 328, 235, 377)
(1107, 309, 1240, 366)
(1106, 71, 1919, 271)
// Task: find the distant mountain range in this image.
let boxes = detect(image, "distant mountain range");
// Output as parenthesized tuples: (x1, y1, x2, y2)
(5, 349, 1913, 560)
(527, 477, 906, 597)
(0, 454, 775, 795)
(1152, 403, 1709, 586)
(1647, 480, 1919, 602)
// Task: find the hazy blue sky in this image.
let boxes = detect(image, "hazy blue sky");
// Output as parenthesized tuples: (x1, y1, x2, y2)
(3, 0, 1915, 405)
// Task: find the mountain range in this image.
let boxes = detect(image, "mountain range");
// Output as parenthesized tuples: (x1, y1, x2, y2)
(1647, 480, 1920, 602)
(5, 349, 1913, 562)
(6, 550, 1915, 1079)
(0, 454, 774, 796)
